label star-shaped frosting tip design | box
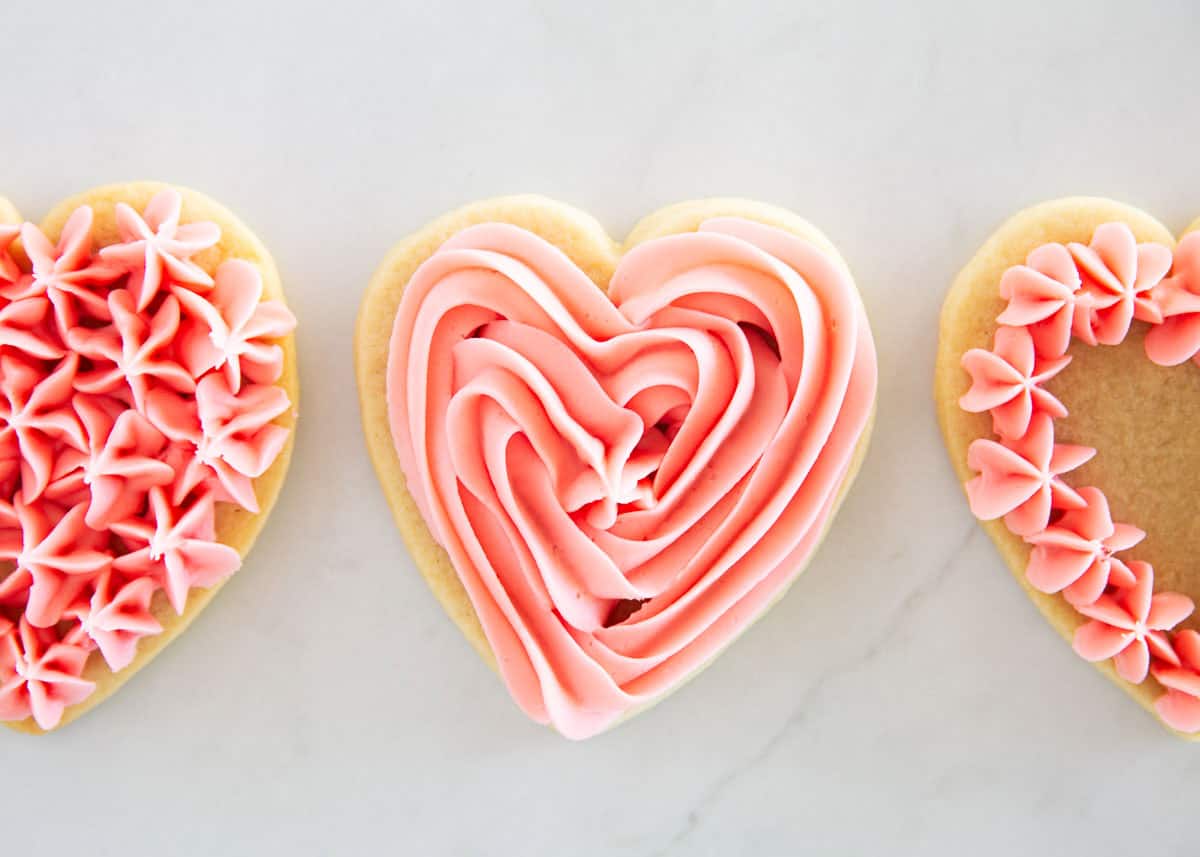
[1068,222,1172,345]
[112,488,240,615]
[66,570,162,672]
[174,259,296,392]
[69,289,195,411]
[1073,561,1194,684]
[965,412,1094,537]
[960,325,1070,439]
[0,500,112,628]
[0,617,95,730]
[11,208,121,335]
[98,189,220,311]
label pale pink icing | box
[0,189,296,730]
[959,220,1200,732]
[387,218,876,739]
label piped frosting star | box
[0,500,112,628]
[112,489,240,615]
[1153,630,1200,733]
[1023,486,1142,606]
[1068,222,1172,345]
[174,260,296,392]
[960,325,1070,439]
[12,207,121,335]
[65,570,162,671]
[965,412,1094,536]
[47,398,174,528]
[997,242,1090,357]
[146,375,290,512]
[69,289,195,411]
[1072,561,1193,684]
[98,189,219,310]
[0,354,86,502]
[0,617,95,730]
[1144,232,1200,366]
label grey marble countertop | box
[4,1,1199,854]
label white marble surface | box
[3,1,1200,853]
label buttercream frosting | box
[387,218,876,739]
[0,189,296,730]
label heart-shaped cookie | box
[356,196,876,738]
[0,182,298,734]
[936,197,1200,738]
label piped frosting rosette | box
[387,216,875,738]
[0,188,296,731]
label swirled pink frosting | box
[387,217,876,738]
[0,190,296,730]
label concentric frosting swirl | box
[387,218,876,738]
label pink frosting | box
[960,325,1070,439]
[964,413,1092,537]
[1072,561,1190,683]
[0,618,94,729]
[1068,223,1170,345]
[997,243,1088,356]
[1024,487,1141,606]
[387,218,876,738]
[959,221,1200,732]
[1154,629,1200,731]
[1145,233,1200,366]
[0,189,296,730]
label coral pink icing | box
[0,189,296,730]
[387,218,876,739]
[1153,629,1200,731]
[1023,487,1141,606]
[960,220,1200,732]
[1072,560,1190,683]
[964,413,1092,537]
[960,325,1070,440]
[1145,233,1200,366]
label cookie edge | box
[354,195,876,731]
[3,181,299,736]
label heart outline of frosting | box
[935,196,1200,738]
[0,182,299,735]
[356,196,876,737]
